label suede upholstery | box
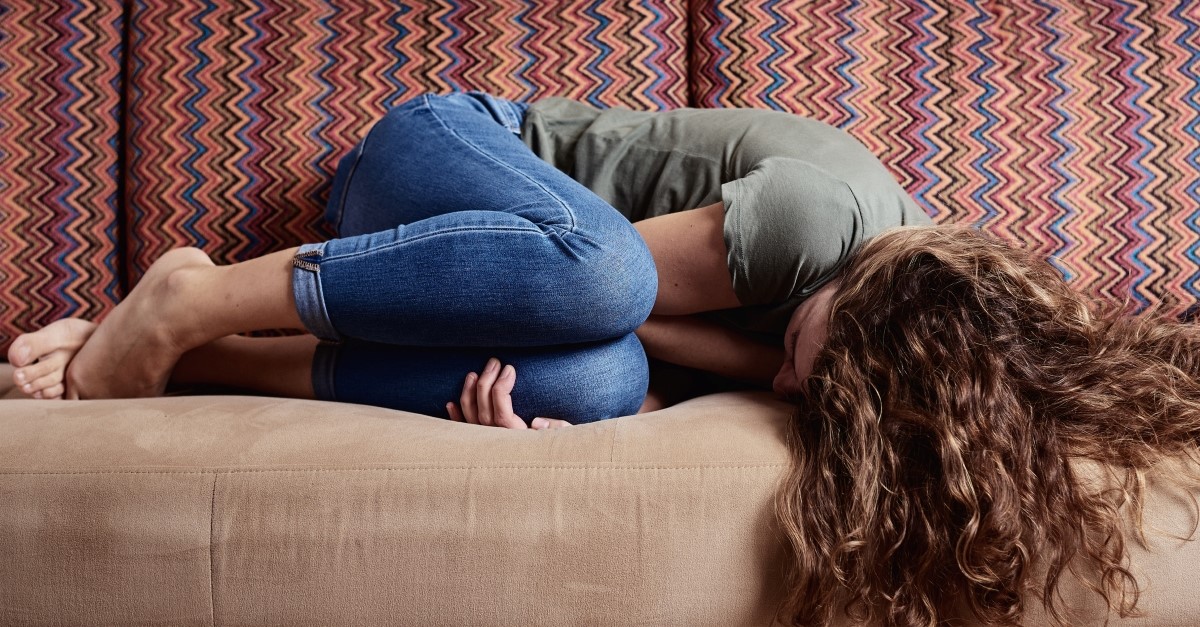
[2,364,1199,625]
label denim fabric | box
[293,93,658,423]
[316,336,648,421]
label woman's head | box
[774,225,1083,399]
[774,280,839,398]
[776,225,1200,627]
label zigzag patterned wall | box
[0,1,123,350]
[124,0,689,282]
[693,0,1200,314]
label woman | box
[7,91,927,427]
[778,225,1200,626]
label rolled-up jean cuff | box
[310,340,339,401]
[291,242,341,341]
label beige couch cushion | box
[0,372,791,625]
[1,363,1197,626]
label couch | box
[3,0,1200,624]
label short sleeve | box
[721,157,863,306]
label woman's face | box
[773,280,838,398]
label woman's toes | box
[14,353,66,386]
[41,318,96,351]
[7,337,35,367]
[26,369,64,395]
[13,350,68,397]
[8,331,54,367]
[7,318,95,368]
[37,383,65,400]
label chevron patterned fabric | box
[5,0,1200,356]
[124,0,689,285]
[0,1,124,351]
[693,0,1200,315]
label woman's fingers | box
[459,372,480,423]
[490,365,526,430]
[474,358,501,426]
[451,359,562,431]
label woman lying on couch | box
[10,92,1199,626]
[8,91,928,423]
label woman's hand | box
[446,358,572,430]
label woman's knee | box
[550,334,648,422]
[570,227,658,338]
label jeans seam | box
[422,93,578,233]
[319,225,564,265]
[331,118,381,234]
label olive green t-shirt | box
[520,97,930,336]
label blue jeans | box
[291,93,658,423]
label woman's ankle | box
[156,253,224,352]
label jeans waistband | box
[451,91,529,134]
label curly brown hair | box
[776,225,1200,626]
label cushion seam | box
[209,472,218,627]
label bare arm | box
[633,201,784,385]
[636,314,783,385]
[634,201,741,315]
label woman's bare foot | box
[65,247,217,399]
[8,318,98,399]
